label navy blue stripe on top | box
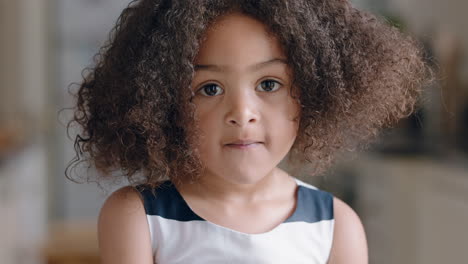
[136,181,203,221]
[135,180,333,224]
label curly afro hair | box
[65,0,434,188]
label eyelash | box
[196,79,283,97]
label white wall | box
[55,0,132,220]
[0,0,50,263]
[388,0,468,81]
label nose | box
[224,89,259,127]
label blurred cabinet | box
[351,154,468,264]
[0,143,48,264]
[41,221,99,264]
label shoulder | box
[98,186,153,264]
[327,196,369,264]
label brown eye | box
[198,84,224,96]
[257,79,281,92]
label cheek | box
[261,99,300,157]
[269,94,300,131]
[193,105,220,148]
[196,107,217,131]
[285,93,301,134]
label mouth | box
[224,140,264,149]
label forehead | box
[193,12,287,73]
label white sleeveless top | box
[135,178,335,264]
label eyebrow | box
[194,58,288,72]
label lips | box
[224,139,263,146]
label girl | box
[67,0,433,263]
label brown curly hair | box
[65,0,434,189]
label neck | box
[180,167,293,204]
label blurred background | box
[0,0,467,263]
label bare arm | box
[98,186,154,264]
[327,197,369,264]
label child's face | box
[190,12,300,185]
